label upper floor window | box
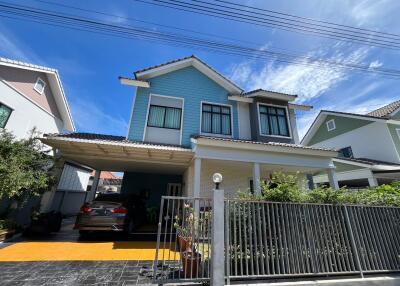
[201,103,232,136]
[259,104,290,137]
[147,105,182,130]
[34,77,46,94]
[0,103,12,128]
[326,119,336,131]
[338,146,353,158]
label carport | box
[40,133,194,233]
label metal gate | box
[152,196,212,284]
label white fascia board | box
[386,119,400,125]
[191,137,338,157]
[288,103,313,111]
[228,95,253,103]
[0,59,75,131]
[41,136,193,152]
[301,113,327,145]
[333,158,372,168]
[47,72,75,131]
[119,77,150,88]
[333,158,400,171]
[136,58,242,94]
[389,107,400,118]
[245,91,297,102]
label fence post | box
[343,205,364,278]
[211,188,225,286]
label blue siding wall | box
[127,66,239,146]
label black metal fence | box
[225,200,400,281]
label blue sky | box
[1,0,399,139]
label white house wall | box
[0,80,64,139]
[200,160,253,198]
[311,122,400,164]
[57,164,91,191]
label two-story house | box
[42,56,338,214]
[302,100,400,187]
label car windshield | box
[94,193,123,202]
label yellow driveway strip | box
[0,241,180,261]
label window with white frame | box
[201,103,232,135]
[326,119,336,131]
[147,105,182,130]
[0,102,12,128]
[259,104,290,137]
[34,77,46,94]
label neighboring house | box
[0,57,91,216]
[0,57,74,139]
[302,100,400,187]
[42,55,338,215]
[87,171,122,193]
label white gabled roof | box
[134,55,243,94]
[0,57,75,131]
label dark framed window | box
[259,105,290,137]
[201,103,232,135]
[338,146,353,158]
[147,105,182,130]
[0,103,12,128]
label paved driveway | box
[0,217,176,285]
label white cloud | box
[368,60,383,69]
[229,47,370,103]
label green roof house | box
[302,100,400,187]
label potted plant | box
[173,203,202,278]
[174,203,195,252]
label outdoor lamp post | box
[212,173,223,190]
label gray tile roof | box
[367,100,400,118]
[192,135,336,152]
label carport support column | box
[89,170,101,201]
[193,158,202,198]
[253,162,261,196]
[327,168,340,190]
[368,176,378,187]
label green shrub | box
[236,172,400,207]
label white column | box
[89,170,101,201]
[327,168,339,190]
[193,158,202,198]
[253,162,261,196]
[368,176,378,187]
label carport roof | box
[40,132,193,173]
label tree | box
[0,129,55,204]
